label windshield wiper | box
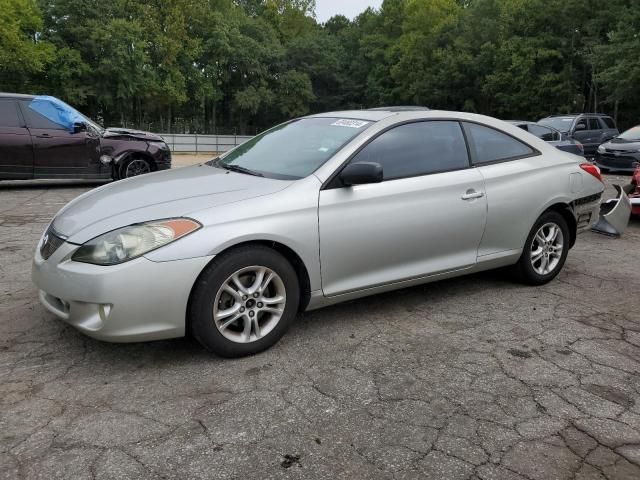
[220,164,264,177]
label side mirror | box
[73,122,86,134]
[340,162,383,186]
[574,123,586,131]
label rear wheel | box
[514,211,570,285]
[189,246,299,357]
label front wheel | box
[189,246,299,357]
[514,211,570,285]
[121,157,152,178]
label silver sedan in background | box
[33,109,605,357]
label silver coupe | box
[33,109,606,357]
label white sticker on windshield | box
[331,119,370,128]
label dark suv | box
[0,93,171,181]
[538,113,619,156]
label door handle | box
[461,190,485,201]
[36,133,51,138]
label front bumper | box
[155,148,172,170]
[32,239,213,342]
[595,151,640,172]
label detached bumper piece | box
[591,185,632,236]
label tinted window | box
[0,100,22,127]
[351,121,469,180]
[602,117,616,129]
[528,124,557,142]
[588,118,600,130]
[464,123,534,164]
[19,100,66,130]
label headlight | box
[71,218,201,265]
[152,141,170,150]
[597,145,606,153]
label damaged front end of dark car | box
[0,94,171,181]
[99,127,172,179]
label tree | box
[0,0,53,90]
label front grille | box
[40,227,65,260]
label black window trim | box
[322,118,475,190]
[461,120,541,167]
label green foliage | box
[0,0,54,90]
[0,0,636,132]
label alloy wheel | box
[125,159,151,177]
[213,266,286,343]
[530,222,564,275]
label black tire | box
[514,211,570,286]
[189,245,300,358]
[120,156,153,179]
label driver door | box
[318,120,487,296]
[18,100,100,178]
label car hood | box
[52,165,291,243]
[604,139,640,151]
[102,127,165,142]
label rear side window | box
[588,118,600,130]
[528,124,558,142]
[0,100,22,127]
[351,121,469,180]
[19,100,66,130]
[463,123,535,164]
[601,117,616,129]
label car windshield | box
[78,112,104,133]
[617,126,640,141]
[212,117,372,180]
[538,117,575,133]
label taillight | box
[580,163,603,183]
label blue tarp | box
[28,96,86,133]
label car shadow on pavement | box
[39,269,515,367]
[0,180,111,190]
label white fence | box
[160,134,254,153]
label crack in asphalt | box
[1,181,640,479]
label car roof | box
[368,106,430,112]
[305,110,397,121]
[306,106,431,122]
[543,113,610,119]
[0,92,35,100]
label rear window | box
[464,123,535,164]
[602,117,616,129]
[0,100,21,127]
